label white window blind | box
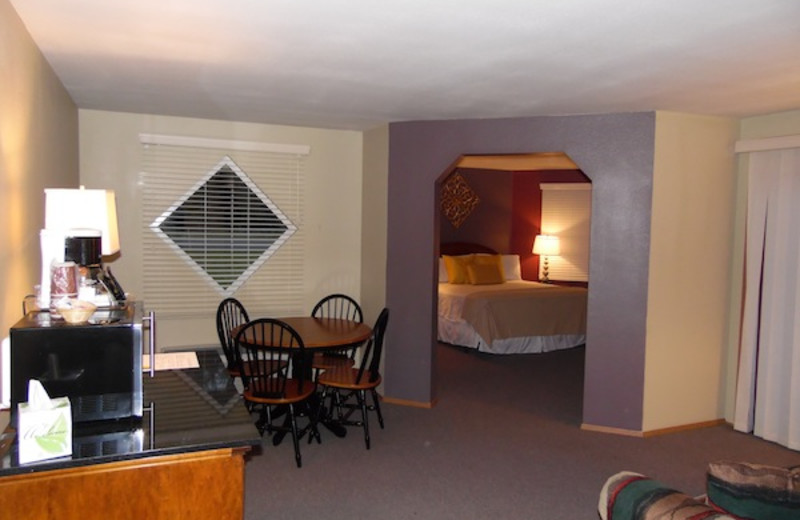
[140,138,308,319]
[540,183,592,282]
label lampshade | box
[45,187,120,255]
[532,234,560,256]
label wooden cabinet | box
[0,350,260,519]
[0,447,250,520]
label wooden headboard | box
[440,242,498,256]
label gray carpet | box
[243,343,800,519]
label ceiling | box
[10,1,800,131]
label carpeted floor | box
[243,343,800,519]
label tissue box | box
[17,395,72,464]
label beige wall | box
[79,110,363,349]
[740,109,800,139]
[721,109,800,420]
[360,124,389,325]
[643,111,738,431]
[0,0,79,338]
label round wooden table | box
[233,316,372,441]
[233,317,371,351]
[277,317,372,350]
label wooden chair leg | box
[356,389,371,450]
[333,390,346,421]
[370,389,384,429]
[306,400,321,444]
[288,403,302,468]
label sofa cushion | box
[600,471,734,520]
[706,461,800,520]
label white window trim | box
[139,133,311,156]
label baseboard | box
[381,395,438,409]
[641,418,726,438]
[581,423,644,437]
[581,418,726,438]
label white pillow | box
[439,257,449,283]
[501,255,522,280]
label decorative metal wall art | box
[441,172,480,228]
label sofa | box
[599,461,800,520]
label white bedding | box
[437,280,587,354]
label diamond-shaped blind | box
[153,160,294,292]
[141,143,306,320]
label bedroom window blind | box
[540,183,592,282]
[140,134,309,319]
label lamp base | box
[541,256,552,283]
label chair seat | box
[317,367,381,390]
[244,378,316,405]
[312,351,356,371]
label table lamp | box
[533,234,560,283]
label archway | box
[384,112,656,431]
[433,152,592,404]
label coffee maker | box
[64,229,126,306]
[38,228,125,309]
[37,188,125,310]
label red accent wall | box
[510,170,590,280]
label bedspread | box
[439,281,587,346]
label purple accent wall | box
[386,113,655,431]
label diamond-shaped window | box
[151,156,296,295]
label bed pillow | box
[438,257,449,283]
[706,461,800,520]
[501,254,522,280]
[442,254,474,284]
[466,262,505,285]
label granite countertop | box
[0,350,261,477]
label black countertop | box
[0,350,261,477]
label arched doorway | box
[433,153,592,407]
[384,112,656,432]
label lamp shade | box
[45,188,120,255]
[532,234,560,256]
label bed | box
[437,242,587,354]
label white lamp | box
[533,234,560,283]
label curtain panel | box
[734,147,800,450]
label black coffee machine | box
[64,229,126,307]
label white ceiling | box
[10,0,800,131]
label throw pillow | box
[466,262,504,285]
[707,461,800,520]
[442,255,473,284]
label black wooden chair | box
[316,307,389,449]
[235,318,320,468]
[310,294,364,378]
[215,297,250,379]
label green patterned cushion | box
[600,471,733,520]
[707,461,800,520]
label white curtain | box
[734,147,800,450]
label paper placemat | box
[142,352,199,371]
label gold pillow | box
[442,255,474,284]
[472,254,506,278]
[467,262,505,285]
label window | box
[140,135,309,319]
[540,183,592,282]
